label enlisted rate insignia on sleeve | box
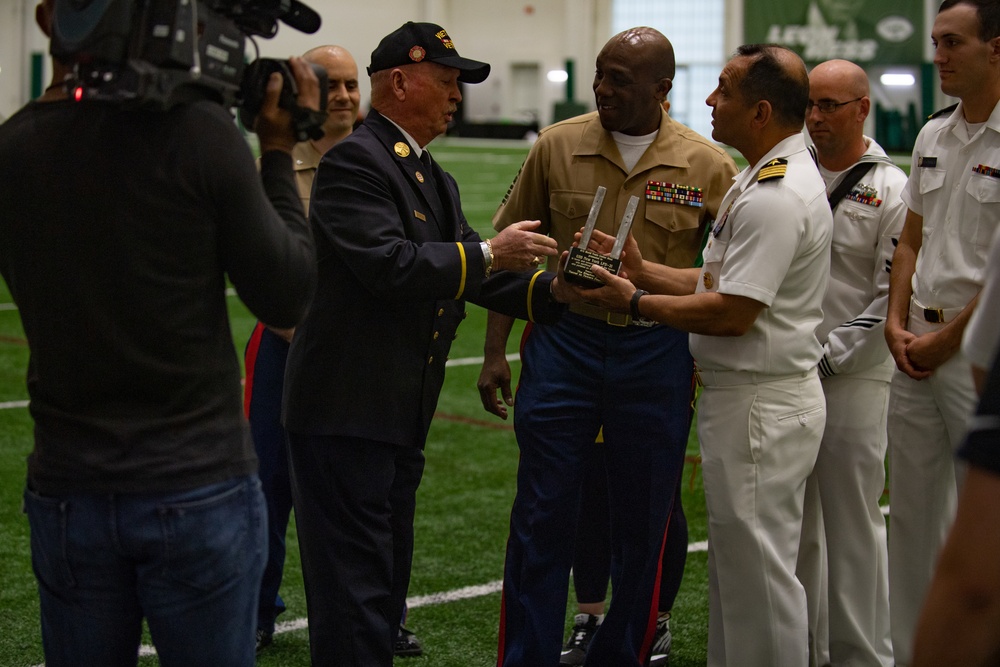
[645,181,704,207]
[757,158,787,182]
[973,164,1000,178]
[845,184,882,207]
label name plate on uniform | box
[565,192,640,289]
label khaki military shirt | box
[291,140,323,216]
[494,110,737,269]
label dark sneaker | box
[648,612,671,667]
[559,613,601,666]
[255,627,273,653]
[395,625,423,657]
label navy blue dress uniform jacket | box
[282,109,563,448]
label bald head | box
[602,27,676,82]
[303,45,360,145]
[303,45,352,69]
[807,59,870,168]
[810,59,869,99]
[593,27,674,135]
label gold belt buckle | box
[606,311,630,327]
[923,307,945,323]
[694,367,704,387]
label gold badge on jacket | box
[415,171,425,183]
[394,142,411,158]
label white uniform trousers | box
[798,376,893,667]
[699,370,826,667]
[887,312,977,666]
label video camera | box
[50,0,329,140]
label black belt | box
[569,303,656,328]
[922,307,945,323]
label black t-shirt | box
[0,99,314,494]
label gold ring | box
[533,256,543,265]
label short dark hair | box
[734,44,809,128]
[939,0,1000,41]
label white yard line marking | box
[446,353,518,367]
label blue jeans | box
[24,475,266,667]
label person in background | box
[795,58,906,667]
[242,43,368,654]
[883,2,1000,662]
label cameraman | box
[0,2,318,666]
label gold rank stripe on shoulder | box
[757,158,788,182]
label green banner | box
[745,0,923,65]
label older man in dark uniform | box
[282,21,575,667]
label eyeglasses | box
[806,97,864,114]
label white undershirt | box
[612,129,658,172]
[957,116,986,144]
[817,163,851,191]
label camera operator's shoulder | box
[172,100,241,131]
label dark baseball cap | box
[367,22,490,84]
